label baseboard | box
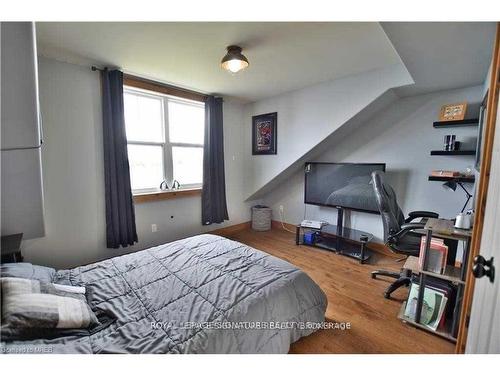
[209,221,251,237]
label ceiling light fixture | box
[221,45,249,74]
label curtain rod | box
[91,66,222,101]
[91,66,107,72]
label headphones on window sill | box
[160,180,181,191]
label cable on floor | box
[279,207,297,234]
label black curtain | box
[202,96,229,225]
[101,70,138,248]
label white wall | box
[262,85,482,242]
[243,64,413,200]
[22,57,251,269]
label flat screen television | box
[304,162,386,214]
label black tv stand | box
[296,207,374,263]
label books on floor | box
[419,236,448,274]
[404,281,449,331]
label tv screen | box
[304,162,386,214]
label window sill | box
[133,188,202,204]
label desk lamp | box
[442,180,473,213]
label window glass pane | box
[127,144,164,190]
[168,101,204,144]
[172,146,203,185]
[124,92,164,142]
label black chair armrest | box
[404,211,439,223]
[388,223,425,245]
[400,223,426,230]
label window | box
[124,86,205,193]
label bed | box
[1,234,327,354]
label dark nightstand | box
[1,233,24,263]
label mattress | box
[1,234,327,353]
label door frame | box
[455,22,500,354]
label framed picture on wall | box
[252,112,277,155]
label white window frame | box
[124,86,204,194]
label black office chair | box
[370,171,439,299]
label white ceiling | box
[36,22,496,102]
[35,22,402,102]
[381,22,496,97]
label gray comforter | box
[2,234,327,354]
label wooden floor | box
[228,227,455,354]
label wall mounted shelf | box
[428,176,475,183]
[433,118,479,128]
[430,150,476,156]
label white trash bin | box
[251,205,272,231]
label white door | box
[466,99,500,354]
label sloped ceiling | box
[382,22,495,97]
[245,89,401,200]
[242,22,495,200]
[35,22,402,102]
[244,64,413,200]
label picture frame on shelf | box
[439,102,467,121]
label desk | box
[399,219,471,342]
[415,218,472,240]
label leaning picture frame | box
[252,112,277,155]
[475,94,488,170]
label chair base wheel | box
[372,268,412,300]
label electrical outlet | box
[151,224,158,232]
